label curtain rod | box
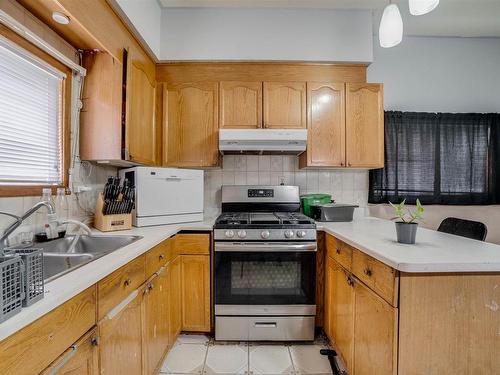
[0,9,86,76]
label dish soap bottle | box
[55,187,69,237]
[35,188,53,241]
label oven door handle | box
[214,242,317,252]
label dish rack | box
[6,248,44,306]
[0,255,24,322]
[0,248,44,322]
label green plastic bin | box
[300,193,332,217]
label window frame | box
[0,24,72,197]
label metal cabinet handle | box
[364,268,373,277]
[91,336,99,347]
[124,278,132,287]
[159,254,165,261]
[346,275,355,287]
[46,345,77,375]
[336,248,341,255]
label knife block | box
[94,193,132,232]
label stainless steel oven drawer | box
[215,316,315,341]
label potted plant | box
[390,199,425,244]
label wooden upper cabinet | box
[164,82,219,167]
[299,82,345,168]
[220,81,262,128]
[345,83,384,168]
[126,50,157,165]
[263,82,306,129]
[80,51,122,161]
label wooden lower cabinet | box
[99,288,144,375]
[328,258,355,373]
[181,255,211,332]
[353,278,397,375]
[169,255,182,342]
[325,254,396,375]
[41,328,99,375]
[143,272,170,375]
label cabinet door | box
[41,328,99,375]
[220,81,262,128]
[330,260,355,373]
[345,83,384,168]
[80,51,122,161]
[164,82,219,167]
[181,255,211,332]
[263,82,306,129]
[143,273,170,375]
[169,256,182,342]
[126,51,157,165]
[300,82,345,168]
[353,278,397,375]
[324,256,335,340]
[99,290,143,375]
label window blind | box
[0,37,66,186]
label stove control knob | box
[284,230,295,238]
[261,230,270,239]
[237,230,247,239]
[225,230,235,238]
[296,230,307,238]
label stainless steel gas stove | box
[214,185,317,341]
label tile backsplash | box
[204,155,369,217]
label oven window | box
[215,251,316,305]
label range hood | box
[219,129,307,155]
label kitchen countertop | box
[0,217,215,341]
[318,217,500,273]
[3,215,500,341]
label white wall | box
[368,36,500,113]
[160,8,373,62]
[116,0,162,59]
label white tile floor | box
[160,334,334,375]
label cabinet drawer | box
[352,249,398,306]
[0,287,96,375]
[326,234,352,271]
[176,233,210,255]
[146,238,173,277]
[98,255,146,319]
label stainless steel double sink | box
[8,235,142,282]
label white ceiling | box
[158,0,500,37]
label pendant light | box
[409,0,440,16]
[379,3,403,48]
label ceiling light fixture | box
[52,12,70,25]
[409,0,440,16]
[379,3,403,48]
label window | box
[369,111,500,205]
[0,30,71,196]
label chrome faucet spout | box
[0,200,56,249]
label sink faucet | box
[0,201,57,249]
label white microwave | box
[119,167,204,227]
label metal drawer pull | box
[346,276,355,287]
[46,345,77,375]
[105,289,139,320]
[159,254,165,260]
[336,248,341,254]
[124,278,132,287]
[254,322,277,328]
[364,268,373,277]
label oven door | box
[214,242,316,312]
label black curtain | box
[369,111,500,205]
